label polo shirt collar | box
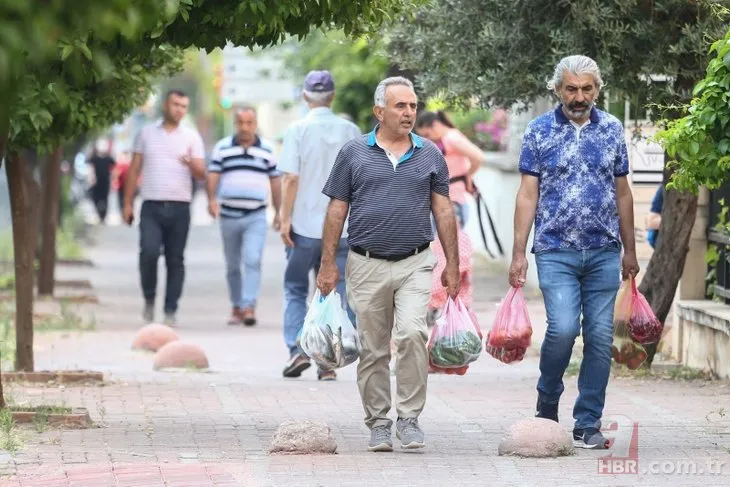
[554,104,600,125]
[231,134,261,147]
[307,107,333,117]
[366,124,424,148]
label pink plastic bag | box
[430,230,474,311]
[427,297,483,374]
[627,278,663,345]
[486,287,533,349]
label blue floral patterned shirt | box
[518,105,630,253]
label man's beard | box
[565,100,593,119]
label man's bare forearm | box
[513,189,538,257]
[618,191,636,253]
[124,159,141,207]
[269,176,282,213]
[321,199,349,266]
[433,198,459,265]
[189,159,206,180]
[206,173,220,200]
[280,174,299,219]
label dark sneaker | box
[317,369,337,381]
[143,302,154,324]
[368,425,393,452]
[573,428,610,449]
[241,308,256,326]
[535,400,559,422]
[283,354,311,378]
[396,417,425,449]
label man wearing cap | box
[278,70,361,380]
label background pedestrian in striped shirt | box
[206,107,282,326]
[123,90,206,326]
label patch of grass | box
[32,411,48,433]
[0,273,14,291]
[36,301,96,332]
[0,302,95,371]
[0,310,15,370]
[564,359,581,377]
[0,408,21,453]
[10,405,71,415]
[56,210,87,260]
[664,365,716,381]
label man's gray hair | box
[303,90,334,106]
[547,55,604,94]
[233,105,257,116]
[374,76,414,107]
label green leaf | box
[77,43,93,61]
[60,45,73,61]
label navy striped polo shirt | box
[322,128,450,256]
[208,135,280,218]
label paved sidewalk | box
[1,209,729,486]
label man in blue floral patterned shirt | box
[509,55,640,450]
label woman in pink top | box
[416,111,486,228]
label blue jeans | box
[139,201,191,313]
[283,232,353,357]
[535,244,621,430]
[220,209,268,309]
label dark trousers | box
[139,201,191,313]
[92,183,110,223]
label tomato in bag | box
[627,278,663,345]
[486,287,532,349]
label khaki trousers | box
[345,248,436,429]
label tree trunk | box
[23,158,42,260]
[638,166,699,367]
[7,152,34,372]
[38,147,63,296]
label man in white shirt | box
[123,90,206,325]
[278,71,361,380]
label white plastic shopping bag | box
[300,290,360,369]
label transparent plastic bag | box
[484,331,527,364]
[486,287,533,349]
[614,278,633,326]
[428,297,483,372]
[612,318,647,370]
[627,278,663,345]
[300,290,360,370]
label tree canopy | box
[389,0,730,116]
[656,26,730,193]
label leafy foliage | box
[389,0,730,116]
[281,31,389,130]
[8,40,184,153]
[161,0,416,51]
[655,27,730,193]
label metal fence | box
[707,181,730,303]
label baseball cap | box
[304,70,335,93]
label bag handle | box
[630,275,638,296]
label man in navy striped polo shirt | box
[318,77,460,452]
[207,106,281,326]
